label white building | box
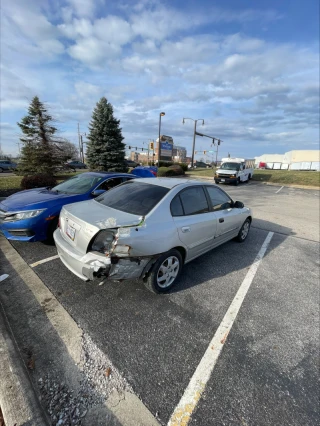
[255,150,320,170]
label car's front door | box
[205,186,242,242]
[171,186,217,261]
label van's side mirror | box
[234,201,244,208]
[91,189,106,197]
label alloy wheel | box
[241,221,250,240]
[157,256,180,288]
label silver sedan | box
[54,178,252,293]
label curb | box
[0,300,49,425]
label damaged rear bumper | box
[54,228,154,282]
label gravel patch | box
[39,333,132,425]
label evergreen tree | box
[86,97,127,172]
[17,96,61,175]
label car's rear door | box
[171,186,217,261]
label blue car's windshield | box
[51,174,104,194]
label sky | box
[0,0,319,160]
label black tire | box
[235,178,240,186]
[215,180,219,184]
[248,174,252,180]
[0,168,3,173]
[235,218,251,242]
[144,249,183,294]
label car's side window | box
[97,177,123,191]
[170,195,184,216]
[179,186,209,215]
[122,177,135,182]
[206,186,233,211]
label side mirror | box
[91,189,106,197]
[234,201,244,209]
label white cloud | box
[60,15,133,67]
[68,37,122,66]
[94,16,133,44]
[0,0,318,158]
[66,0,99,18]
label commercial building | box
[255,150,320,170]
[130,151,152,164]
[129,137,186,164]
[172,145,187,163]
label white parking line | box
[29,255,59,268]
[275,186,284,193]
[168,231,274,426]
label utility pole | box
[80,135,84,163]
[182,118,204,168]
[216,139,222,165]
[77,123,82,161]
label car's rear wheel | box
[235,218,251,242]
[0,168,3,173]
[144,249,183,293]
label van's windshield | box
[220,162,240,171]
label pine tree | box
[17,96,61,175]
[86,97,128,172]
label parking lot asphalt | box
[5,182,320,425]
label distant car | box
[125,160,138,168]
[0,172,137,242]
[0,160,17,172]
[131,166,157,177]
[54,178,252,293]
[65,161,87,169]
[188,162,211,169]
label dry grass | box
[252,169,320,186]
[186,168,319,187]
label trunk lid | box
[60,199,142,254]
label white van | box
[215,158,255,185]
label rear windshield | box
[95,181,169,216]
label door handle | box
[219,218,224,223]
[181,226,190,233]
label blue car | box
[0,172,138,242]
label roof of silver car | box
[137,177,205,188]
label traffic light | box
[204,150,206,154]
[218,140,221,145]
[128,146,131,149]
[149,142,154,150]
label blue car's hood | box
[0,187,85,211]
